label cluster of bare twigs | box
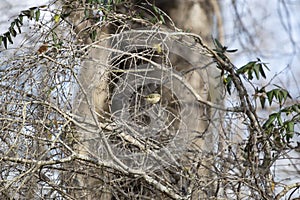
[0,1,299,199]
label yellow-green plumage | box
[144,93,161,104]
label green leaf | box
[273,84,283,89]
[151,5,165,23]
[10,21,16,27]
[286,133,293,143]
[89,29,97,41]
[52,33,58,44]
[29,7,38,10]
[153,5,159,13]
[286,121,294,133]
[226,49,238,53]
[0,36,2,46]
[277,114,283,126]
[237,61,254,74]
[9,26,17,37]
[278,92,284,106]
[4,32,13,44]
[285,125,294,142]
[35,9,40,21]
[14,19,22,33]
[3,36,7,49]
[269,85,292,106]
[247,69,254,80]
[264,113,278,128]
[39,5,48,9]
[262,62,270,71]
[291,105,300,113]
[259,64,267,78]
[237,59,269,80]
[84,9,90,19]
[267,90,274,105]
[273,89,280,100]
[21,10,31,17]
[253,64,261,80]
[29,9,35,20]
[260,96,266,109]
[224,75,232,95]
[281,89,292,100]
[159,14,165,24]
[18,15,24,25]
[214,38,223,49]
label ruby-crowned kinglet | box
[144,93,161,104]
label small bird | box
[144,93,161,104]
[153,43,162,54]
